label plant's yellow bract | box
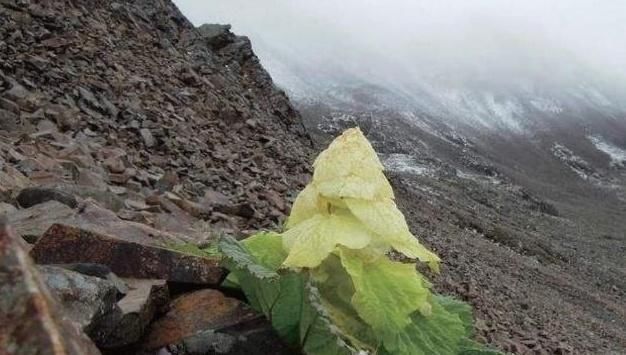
[283,127,439,271]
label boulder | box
[30,224,225,285]
[0,216,101,355]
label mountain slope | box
[0,0,313,234]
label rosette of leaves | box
[220,128,500,355]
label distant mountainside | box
[252,32,626,353]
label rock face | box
[0,217,101,355]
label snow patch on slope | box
[588,135,626,168]
[382,154,434,176]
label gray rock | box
[0,202,17,215]
[0,107,20,131]
[39,265,121,342]
[53,263,129,296]
[8,200,76,243]
[140,128,156,148]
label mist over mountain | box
[175,0,626,133]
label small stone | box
[104,157,126,174]
[140,128,155,148]
[0,202,17,216]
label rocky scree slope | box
[0,0,312,235]
[0,0,311,354]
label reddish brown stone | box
[0,217,101,355]
[30,224,225,285]
[142,289,259,350]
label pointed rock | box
[0,216,101,355]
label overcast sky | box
[173,1,626,93]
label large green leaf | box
[219,235,301,342]
[381,297,467,355]
[337,248,432,345]
[219,236,359,353]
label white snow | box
[381,154,434,176]
[588,135,626,167]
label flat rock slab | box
[0,217,101,355]
[8,201,76,243]
[8,200,192,245]
[30,224,225,285]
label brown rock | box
[142,289,259,350]
[0,216,101,355]
[30,224,225,285]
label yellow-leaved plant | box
[219,128,501,355]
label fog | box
[173,1,626,104]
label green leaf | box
[299,281,360,355]
[436,295,474,336]
[312,254,379,353]
[382,297,467,355]
[219,235,278,281]
[219,235,301,342]
[337,247,432,346]
[219,236,359,353]
[282,213,373,269]
[241,231,287,270]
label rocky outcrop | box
[0,0,314,353]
